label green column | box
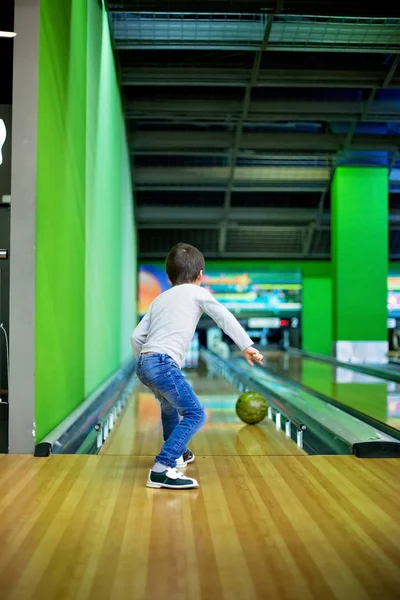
[331,167,388,363]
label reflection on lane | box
[185,368,305,455]
[101,362,305,456]
[259,351,400,431]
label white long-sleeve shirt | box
[131,283,253,367]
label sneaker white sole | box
[146,480,199,489]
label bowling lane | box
[257,351,400,431]
[101,361,305,456]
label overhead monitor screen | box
[139,264,302,318]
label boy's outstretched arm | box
[198,288,263,366]
[131,312,150,358]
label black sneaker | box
[176,448,196,469]
[146,467,199,489]
[183,448,195,464]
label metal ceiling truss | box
[218,1,284,254]
[341,54,400,152]
[134,166,331,185]
[136,207,400,227]
[138,225,321,259]
[136,206,331,224]
[106,2,400,18]
[110,12,400,53]
[131,132,400,153]
[105,1,400,259]
[137,221,400,260]
[106,1,276,11]
[135,184,328,192]
[126,98,400,121]
[121,67,400,89]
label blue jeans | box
[136,353,206,468]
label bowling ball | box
[236,391,267,425]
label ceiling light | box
[0,31,16,38]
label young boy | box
[131,243,263,490]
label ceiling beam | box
[134,150,334,159]
[138,218,400,229]
[106,1,278,14]
[135,166,330,185]
[121,67,400,89]
[126,98,400,121]
[111,10,400,54]
[134,184,328,192]
[131,131,400,152]
[136,206,327,224]
[134,207,400,224]
[106,1,400,18]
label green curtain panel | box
[35,0,136,442]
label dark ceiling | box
[105,0,400,259]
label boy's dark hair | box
[166,243,205,285]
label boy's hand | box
[243,346,263,367]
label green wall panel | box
[302,277,332,355]
[201,261,332,278]
[36,0,87,443]
[85,7,123,395]
[35,0,136,442]
[332,167,388,342]
[120,140,136,362]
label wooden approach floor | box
[0,453,399,600]
[2,378,400,600]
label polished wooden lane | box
[100,387,305,457]
[0,454,399,599]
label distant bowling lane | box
[101,362,305,457]
[258,351,400,431]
